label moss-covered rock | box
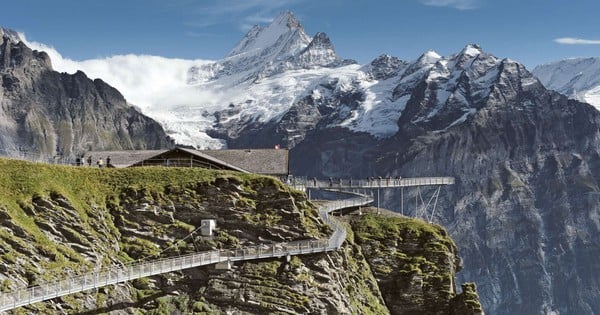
[350,211,483,315]
[450,283,485,315]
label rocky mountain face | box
[202,41,600,314]
[0,30,172,160]
[533,57,600,110]
[0,160,481,314]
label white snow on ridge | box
[340,76,410,137]
[533,57,600,110]
[461,44,482,57]
[584,86,600,108]
[446,108,476,130]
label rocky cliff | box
[0,158,481,314]
[0,31,172,161]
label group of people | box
[366,176,403,186]
[312,176,403,187]
[74,155,111,168]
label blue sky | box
[2,0,600,68]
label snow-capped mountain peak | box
[32,9,538,151]
[226,11,310,59]
[187,11,348,85]
[362,54,408,80]
[460,44,482,57]
[293,32,341,68]
[418,50,442,64]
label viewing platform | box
[286,176,455,191]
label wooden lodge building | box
[84,147,289,177]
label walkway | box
[0,194,372,312]
[289,176,454,191]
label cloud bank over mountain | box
[21,33,222,112]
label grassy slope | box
[0,158,240,254]
[0,158,282,285]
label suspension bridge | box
[0,177,453,312]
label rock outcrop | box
[351,213,484,315]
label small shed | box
[200,219,217,236]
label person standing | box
[97,158,104,168]
[87,156,92,166]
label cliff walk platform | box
[287,176,455,191]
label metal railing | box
[0,193,372,312]
[304,176,455,189]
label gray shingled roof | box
[82,148,287,175]
[164,147,249,173]
[200,149,288,175]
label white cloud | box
[554,37,600,45]
[420,0,482,10]
[20,33,224,113]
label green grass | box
[0,157,263,221]
[353,214,456,250]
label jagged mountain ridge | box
[0,30,172,159]
[187,11,353,85]
[213,43,529,150]
[533,57,600,110]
